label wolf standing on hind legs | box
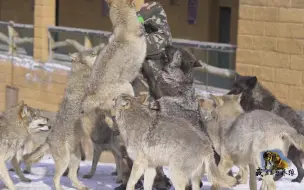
[228,75,304,183]
[83,0,147,108]
[23,51,97,190]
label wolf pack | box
[1,0,304,190]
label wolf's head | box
[227,75,257,96]
[105,0,138,30]
[198,94,244,121]
[15,101,51,132]
[69,49,98,72]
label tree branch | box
[194,60,238,79]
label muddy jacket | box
[137,1,172,58]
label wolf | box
[8,112,51,181]
[107,93,237,190]
[85,0,146,98]
[227,75,304,183]
[199,93,304,190]
[80,107,131,184]
[0,101,50,190]
[23,50,98,190]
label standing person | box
[116,2,173,190]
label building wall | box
[236,0,304,109]
[0,60,67,112]
[0,0,34,24]
[58,0,239,44]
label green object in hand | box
[138,16,144,24]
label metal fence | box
[0,21,236,90]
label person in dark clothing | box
[116,3,173,190]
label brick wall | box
[236,0,304,109]
[0,60,67,112]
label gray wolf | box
[23,50,97,190]
[0,101,50,190]
[9,113,51,180]
[85,0,146,95]
[227,75,304,183]
[108,94,237,190]
[80,107,131,185]
[199,93,304,190]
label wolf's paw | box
[79,186,90,190]
[291,178,302,183]
[83,174,93,179]
[116,178,122,184]
[21,177,31,183]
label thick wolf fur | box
[228,75,304,183]
[23,50,98,190]
[80,108,131,184]
[108,94,236,190]
[199,94,304,190]
[9,115,51,179]
[87,0,146,92]
[83,0,146,113]
[0,101,50,190]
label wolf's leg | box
[153,167,171,189]
[260,174,276,190]
[168,166,188,190]
[0,160,16,190]
[23,163,32,174]
[190,176,201,190]
[249,164,257,190]
[83,145,103,179]
[112,150,123,183]
[126,156,147,190]
[288,146,304,182]
[236,165,248,184]
[217,155,234,174]
[53,147,70,190]
[11,155,31,182]
[143,167,157,190]
[68,147,88,190]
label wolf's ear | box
[105,0,112,6]
[121,99,131,109]
[19,104,29,119]
[235,93,242,104]
[209,94,223,107]
[126,0,135,5]
[136,92,149,104]
[69,53,78,62]
[246,76,257,89]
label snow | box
[1,154,304,190]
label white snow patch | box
[3,155,304,190]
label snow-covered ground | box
[1,154,304,190]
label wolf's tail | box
[23,143,50,164]
[204,154,237,188]
[283,128,304,152]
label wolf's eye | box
[38,124,45,127]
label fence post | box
[7,21,17,55]
[84,34,92,50]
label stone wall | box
[236,0,304,109]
